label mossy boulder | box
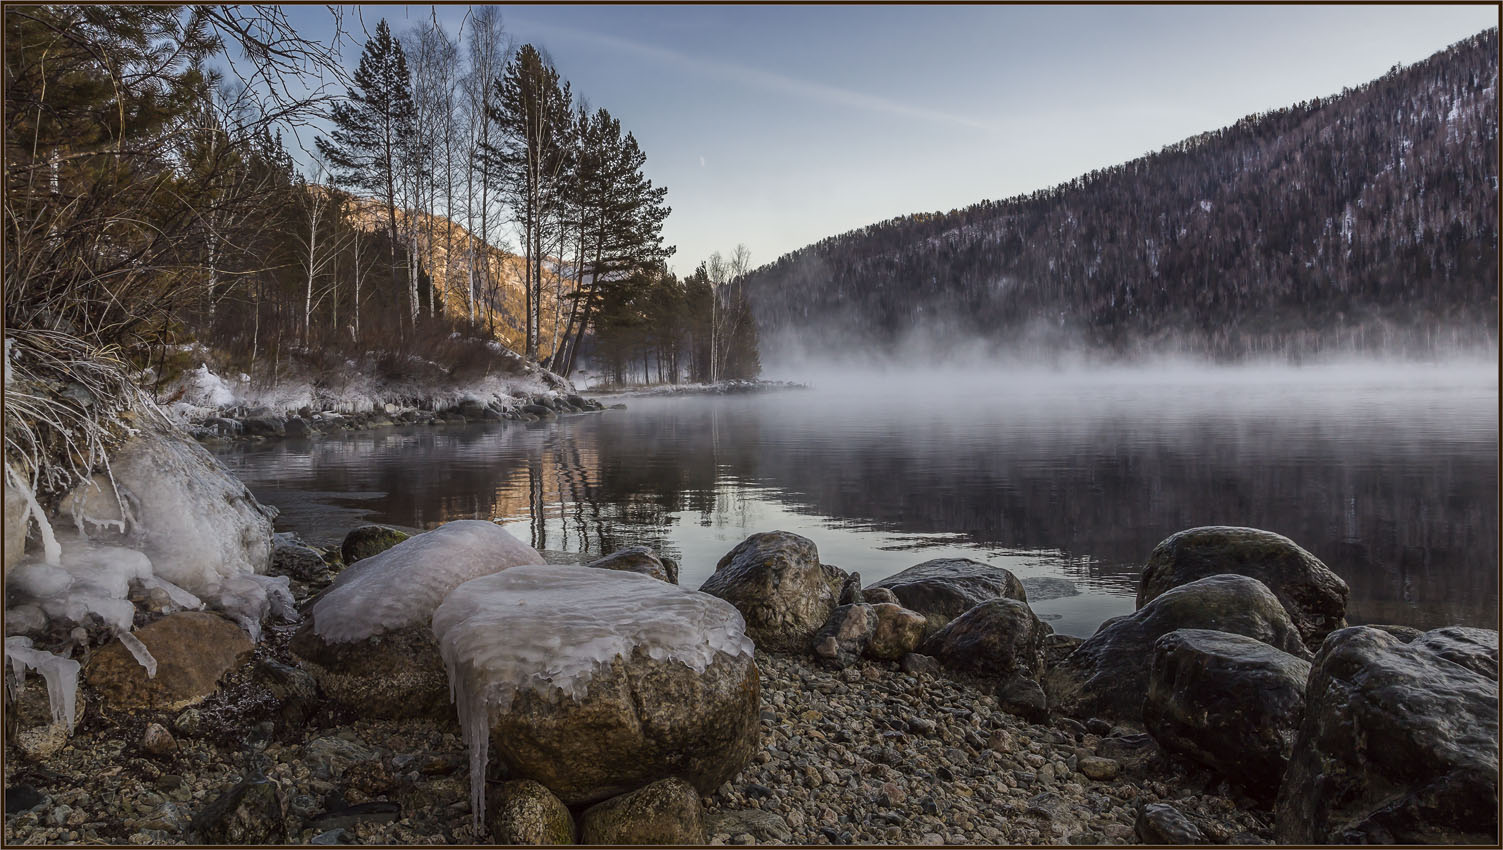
[339,524,410,564]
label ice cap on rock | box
[309,519,544,644]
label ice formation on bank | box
[5,637,81,731]
[309,520,544,644]
[431,565,755,825]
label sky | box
[273,4,1497,275]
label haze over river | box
[213,361,1498,637]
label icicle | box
[4,643,81,731]
[114,629,157,679]
[5,464,59,565]
[6,636,34,688]
[138,575,203,612]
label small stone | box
[173,709,202,736]
[1078,756,1121,781]
[1135,803,1208,845]
[900,653,941,676]
[141,723,178,757]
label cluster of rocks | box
[605,379,809,398]
[6,520,1497,846]
[190,393,611,442]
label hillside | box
[744,29,1499,360]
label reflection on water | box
[213,362,1498,637]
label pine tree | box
[316,19,417,328]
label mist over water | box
[216,353,1497,637]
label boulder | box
[699,531,837,652]
[1137,526,1348,647]
[868,558,1026,637]
[1409,626,1498,681]
[867,603,927,660]
[1275,626,1499,844]
[1135,803,1209,845]
[1144,629,1310,801]
[270,533,328,582]
[338,525,410,565]
[837,572,863,605]
[485,780,574,845]
[919,597,1047,680]
[863,586,899,605]
[1044,574,1309,721]
[585,546,675,584]
[436,566,760,807]
[240,416,286,438]
[93,416,275,596]
[190,772,288,844]
[292,520,543,718]
[85,611,253,710]
[283,417,313,439]
[578,777,706,845]
[996,676,1048,723]
[811,603,876,668]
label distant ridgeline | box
[744,29,1499,360]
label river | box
[212,360,1498,637]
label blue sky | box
[276,4,1497,274]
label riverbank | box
[590,379,809,398]
[2,629,1265,846]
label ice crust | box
[5,637,81,731]
[310,520,544,644]
[432,565,754,826]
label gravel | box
[4,638,1273,846]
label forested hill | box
[744,29,1499,360]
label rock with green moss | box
[1044,574,1308,721]
[486,780,574,845]
[578,777,706,845]
[338,524,409,564]
[1137,526,1348,648]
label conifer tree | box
[316,19,417,326]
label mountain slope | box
[745,30,1499,360]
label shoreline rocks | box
[700,531,838,653]
[868,559,1028,638]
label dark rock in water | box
[202,417,242,438]
[240,416,287,438]
[586,546,674,584]
[869,559,1027,638]
[271,532,328,582]
[283,417,313,438]
[996,676,1048,723]
[699,531,837,653]
[1275,626,1499,845]
[899,652,941,676]
[1144,629,1310,802]
[866,603,927,660]
[837,571,863,605]
[1137,526,1348,648]
[522,403,555,418]
[486,779,574,845]
[85,611,254,710]
[1365,623,1425,642]
[1019,576,1079,602]
[308,801,401,832]
[1410,626,1499,681]
[1044,574,1308,721]
[705,809,793,843]
[863,586,899,605]
[1135,803,1209,845]
[191,772,288,844]
[289,621,451,721]
[5,784,45,814]
[578,777,706,845]
[920,598,1047,681]
[811,604,876,668]
[338,525,409,565]
[489,647,760,805]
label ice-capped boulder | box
[1276,626,1499,844]
[434,565,759,819]
[90,415,276,597]
[699,531,836,652]
[868,558,1028,638]
[1137,526,1349,648]
[290,520,543,718]
[1044,574,1309,721]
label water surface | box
[213,362,1498,637]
